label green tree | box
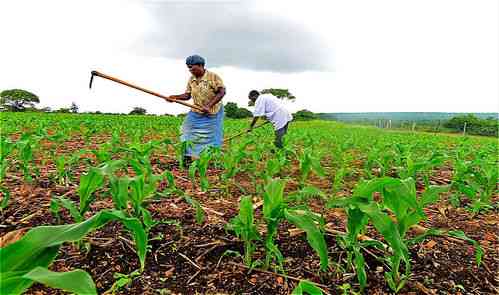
[224,102,239,118]
[236,107,252,118]
[70,102,79,113]
[444,114,498,136]
[293,109,317,121]
[0,89,40,111]
[55,108,71,113]
[261,88,296,101]
[444,114,478,131]
[225,102,253,118]
[129,107,147,115]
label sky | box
[0,0,498,115]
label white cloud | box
[0,0,497,114]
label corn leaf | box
[22,267,97,295]
[284,209,329,271]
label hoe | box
[89,70,270,140]
[89,70,204,112]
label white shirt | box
[253,95,293,130]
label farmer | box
[166,55,226,162]
[247,90,293,148]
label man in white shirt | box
[247,90,293,148]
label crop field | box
[0,112,497,294]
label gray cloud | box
[138,1,333,73]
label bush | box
[444,114,498,136]
[129,107,147,115]
[293,110,317,121]
[225,102,252,118]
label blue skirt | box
[180,107,224,157]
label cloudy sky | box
[0,0,497,114]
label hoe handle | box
[224,121,271,142]
[90,70,204,112]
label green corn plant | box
[288,185,327,203]
[398,151,445,188]
[327,178,402,291]
[110,130,122,152]
[81,125,98,145]
[56,160,126,223]
[49,196,61,223]
[298,148,326,188]
[331,167,346,195]
[0,186,11,212]
[363,146,380,179]
[262,179,329,272]
[337,283,361,295]
[421,151,445,188]
[261,157,283,184]
[449,149,474,207]
[109,175,130,211]
[92,142,113,163]
[128,139,172,174]
[188,148,213,191]
[450,147,497,212]
[328,178,404,291]
[51,149,84,185]
[335,207,370,291]
[0,209,147,295]
[220,143,249,195]
[221,144,247,182]
[175,140,193,169]
[291,280,324,295]
[226,196,260,266]
[46,129,69,144]
[106,269,141,294]
[466,161,498,213]
[283,209,329,271]
[262,179,286,270]
[78,163,113,218]
[242,144,264,192]
[183,195,205,225]
[328,177,481,293]
[375,147,396,177]
[15,134,37,182]
[125,142,157,177]
[54,154,69,185]
[0,137,14,184]
[128,173,164,229]
[156,170,184,197]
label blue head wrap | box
[186,55,205,66]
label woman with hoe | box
[166,55,226,164]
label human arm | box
[167,93,191,101]
[248,116,259,131]
[202,87,225,113]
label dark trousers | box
[274,122,289,148]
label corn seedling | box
[0,209,147,294]
[291,280,324,295]
[298,148,326,188]
[227,196,260,266]
[188,147,214,191]
[262,179,329,272]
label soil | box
[0,135,497,295]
